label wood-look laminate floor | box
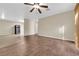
[0,35,79,56]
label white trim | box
[38,34,75,41]
[63,38,75,41]
[24,33,36,36]
[0,19,24,23]
[38,34,62,39]
[0,34,24,37]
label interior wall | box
[24,19,30,36]
[38,11,75,41]
[0,20,24,36]
[24,18,38,36]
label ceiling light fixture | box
[24,3,48,14]
[33,5,39,9]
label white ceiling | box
[0,3,76,22]
[0,3,25,22]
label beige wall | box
[0,20,24,36]
[24,19,38,36]
[24,19,30,35]
[38,11,75,41]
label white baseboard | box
[24,33,36,36]
[23,33,75,41]
[0,34,24,37]
[38,34,75,41]
[63,38,75,41]
[38,34,62,39]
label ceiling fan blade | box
[24,3,34,6]
[40,5,48,8]
[30,8,35,12]
[38,8,42,14]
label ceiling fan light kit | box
[24,3,48,14]
[33,5,40,9]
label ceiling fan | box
[24,3,48,14]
